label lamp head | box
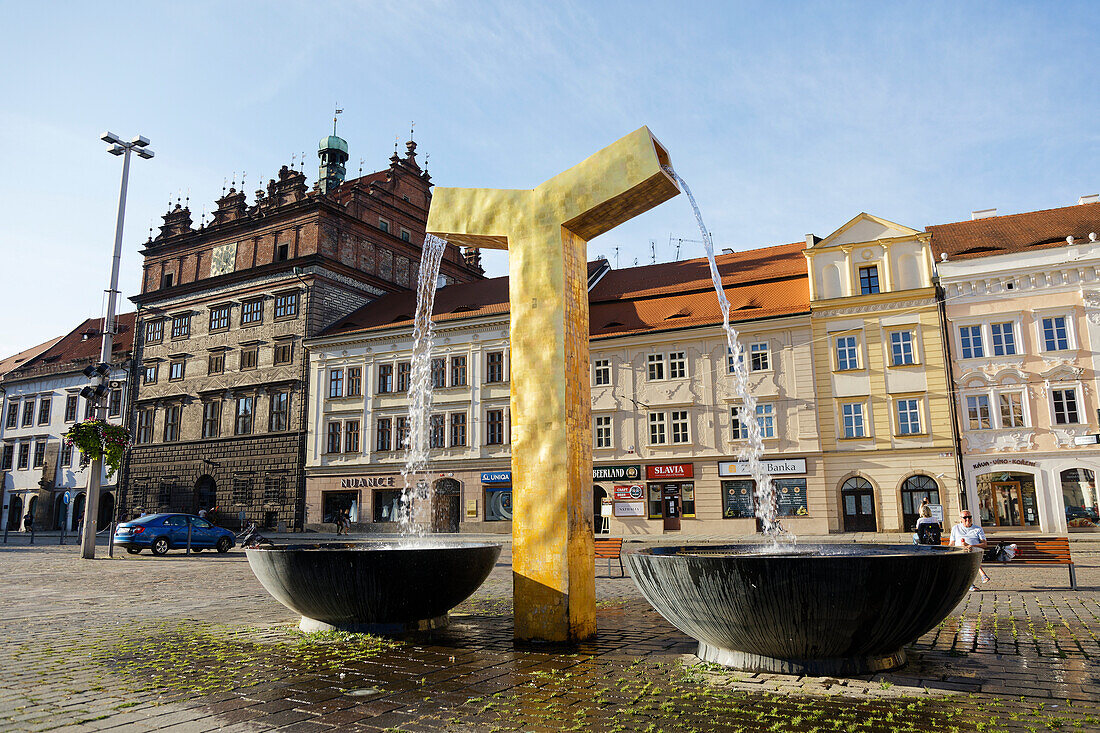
[130,135,150,147]
[136,148,154,160]
[100,131,122,145]
[109,144,126,156]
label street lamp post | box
[80,132,153,560]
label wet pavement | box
[0,536,1098,732]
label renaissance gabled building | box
[123,133,484,530]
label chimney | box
[971,208,997,220]
[1078,194,1099,205]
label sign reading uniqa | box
[718,459,806,477]
[593,465,641,481]
[481,471,512,484]
[340,477,397,488]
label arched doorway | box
[431,478,460,533]
[593,485,609,533]
[72,492,86,532]
[900,475,940,532]
[841,477,876,532]
[98,492,115,528]
[7,495,23,531]
[54,493,67,530]
[194,475,217,515]
[26,495,38,531]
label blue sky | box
[1,1,1098,357]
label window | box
[858,265,880,294]
[344,420,360,453]
[1,445,11,470]
[84,399,95,420]
[241,299,264,325]
[649,413,667,445]
[593,359,611,386]
[486,352,505,383]
[841,402,865,438]
[264,475,286,504]
[269,391,289,432]
[756,404,775,439]
[64,395,78,423]
[233,477,252,505]
[966,395,992,430]
[749,343,770,372]
[1052,388,1080,425]
[400,228,411,242]
[235,396,254,435]
[276,242,290,262]
[328,369,344,398]
[668,351,687,379]
[347,367,362,397]
[33,440,46,468]
[274,292,298,319]
[487,409,505,445]
[164,405,181,442]
[450,413,467,447]
[171,314,191,339]
[326,422,342,453]
[202,401,221,438]
[17,443,29,469]
[378,218,389,233]
[376,418,392,451]
[430,414,446,448]
[169,360,185,381]
[208,352,225,375]
[1042,316,1070,351]
[60,441,72,467]
[273,342,293,365]
[108,389,122,417]
[136,408,154,444]
[145,320,163,344]
[395,416,409,450]
[896,398,921,435]
[890,331,915,366]
[431,358,446,388]
[727,345,743,374]
[377,364,394,393]
[991,322,1017,356]
[162,273,174,288]
[37,397,51,425]
[730,407,748,440]
[594,415,612,449]
[671,410,690,443]
[396,362,411,391]
[22,400,34,427]
[959,325,984,359]
[240,348,258,370]
[835,335,859,371]
[999,392,1025,428]
[209,306,230,332]
[143,364,158,384]
[450,356,467,387]
[7,402,19,428]
[647,354,665,381]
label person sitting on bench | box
[913,504,942,545]
[950,511,991,586]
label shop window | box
[1060,468,1098,531]
[647,484,662,519]
[976,472,1039,527]
[374,489,402,522]
[485,486,513,521]
[681,484,696,517]
[323,490,359,524]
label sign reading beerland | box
[718,458,806,477]
[593,464,641,481]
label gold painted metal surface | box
[428,126,679,643]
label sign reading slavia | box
[718,459,806,477]
[481,471,512,484]
[341,476,397,488]
[646,464,694,480]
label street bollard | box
[60,523,65,546]
[28,525,34,545]
[186,522,192,555]
[108,520,115,558]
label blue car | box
[113,513,236,556]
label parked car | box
[113,513,236,556]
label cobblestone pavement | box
[1,537,1098,732]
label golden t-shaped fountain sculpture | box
[427,127,679,642]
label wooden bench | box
[594,537,624,577]
[941,535,1077,589]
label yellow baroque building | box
[805,213,962,532]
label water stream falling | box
[664,167,793,544]
[398,233,449,537]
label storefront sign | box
[719,458,806,477]
[972,459,1037,469]
[600,499,613,517]
[340,476,397,488]
[646,463,694,480]
[613,484,645,501]
[614,501,646,517]
[594,464,642,481]
[481,471,512,484]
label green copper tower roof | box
[319,135,349,154]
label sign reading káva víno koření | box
[718,458,806,477]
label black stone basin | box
[626,543,981,675]
[246,541,502,633]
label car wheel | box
[151,537,170,556]
[192,547,202,553]
[216,537,232,553]
[126,546,141,555]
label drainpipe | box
[935,280,968,512]
[295,269,312,532]
[119,310,146,526]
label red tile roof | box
[5,313,136,378]
[0,337,64,380]
[321,242,809,340]
[928,202,1100,261]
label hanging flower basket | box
[63,418,132,479]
